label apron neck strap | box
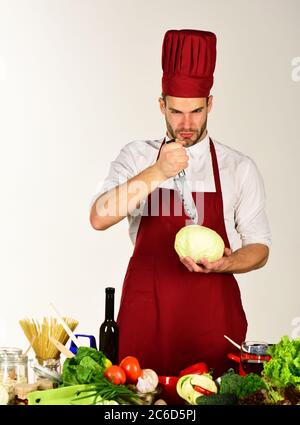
[209,138,222,194]
[156,137,166,160]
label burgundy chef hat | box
[161,29,217,98]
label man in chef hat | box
[90,29,271,378]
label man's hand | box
[179,243,269,274]
[180,248,232,273]
[154,139,189,180]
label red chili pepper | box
[193,385,214,396]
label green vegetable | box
[237,373,266,398]
[220,370,266,399]
[62,347,111,386]
[262,336,300,390]
[27,384,119,405]
[196,393,237,405]
[77,378,144,405]
[174,225,225,263]
[219,370,244,396]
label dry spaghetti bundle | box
[19,317,78,363]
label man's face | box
[159,95,213,147]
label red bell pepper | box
[179,362,208,377]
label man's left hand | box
[180,248,232,273]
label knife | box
[166,139,198,224]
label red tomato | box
[193,385,214,396]
[104,365,126,385]
[119,356,142,384]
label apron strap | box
[156,137,166,160]
[209,138,222,194]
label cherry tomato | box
[104,365,126,385]
[193,385,214,396]
[119,356,142,384]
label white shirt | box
[90,133,271,250]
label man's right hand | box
[154,140,189,179]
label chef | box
[90,29,271,378]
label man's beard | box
[165,117,207,147]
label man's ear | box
[159,97,166,114]
[207,95,213,113]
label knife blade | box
[166,138,198,224]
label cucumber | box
[196,393,238,405]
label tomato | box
[193,385,214,396]
[179,362,208,377]
[104,365,126,385]
[119,356,142,384]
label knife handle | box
[165,138,186,178]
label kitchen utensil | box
[228,341,272,376]
[224,335,241,350]
[69,334,97,355]
[240,341,271,375]
[166,139,198,224]
[49,337,74,359]
[49,303,80,348]
[158,376,183,405]
[21,336,36,359]
[30,362,61,383]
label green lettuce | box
[262,336,300,390]
[62,347,110,386]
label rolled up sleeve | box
[234,158,272,248]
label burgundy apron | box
[117,138,247,378]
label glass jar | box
[36,357,60,374]
[0,348,28,404]
[32,357,60,387]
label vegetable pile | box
[176,336,300,405]
[27,350,160,405]
[25,336,300,405]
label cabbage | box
[174,225,225,263]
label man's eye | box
[193,109,202,113]
[171,111,181,114]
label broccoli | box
[219,370,244,396]
[237,373,266,398]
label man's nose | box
[180,114,192,129]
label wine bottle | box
[99,287,119,364]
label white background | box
[0,0,299,356]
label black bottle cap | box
[105,287,115,294]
